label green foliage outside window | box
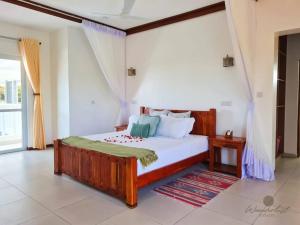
[17,85,21,103]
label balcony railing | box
[0,111,22,151]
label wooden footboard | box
[54,139,138,207]
[54,139,208,208]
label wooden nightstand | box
[115,124,128,132]
[209,135,246,178]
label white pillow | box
[168,111,191,118]
[156,115,195,138]
[127,114,139,132]
[149,109,169,116]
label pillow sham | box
[130,123,150,138]
[127,114,139,132]
[156,115,195,138]
[168,111,191,118]
[149,109,169,116]
[138,115,161,137]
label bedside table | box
[115,124,128,132]
[209,135,246,178]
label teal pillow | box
[138,115,160,137]
[130,123,150,138]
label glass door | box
[0,57,27,154]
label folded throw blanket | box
[62,136,158,167]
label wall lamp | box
[128,67,136,76]
[223,55,234,67]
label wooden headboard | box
[140,107,216,137]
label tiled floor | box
[0,149,299,225]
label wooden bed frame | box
[54,107,216,208]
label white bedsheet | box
[84,131,208,175]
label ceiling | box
[0,0,222,31]
[0,1,79,31]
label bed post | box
[125,157,138,208]
[54,139,62,175]
[209,109,216,137]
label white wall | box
[239,0,300,167]
[284,34,300,155]
[67,27,119,136]
[50,28,70,139]
[126,11,248,164]
[50,27,119,139]
[0,21,53,146]
[228,0,300,168]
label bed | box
[54,107,216,208]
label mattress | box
[84,131,208,175]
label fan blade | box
[93,14,148,21]
[121,15,148,21]
[122,0,136,15]
[92,13,120,17]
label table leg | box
[216,147,222,164]
[237,145,242,178]
[209,144,214,172]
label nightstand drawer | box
[214,143,237,149]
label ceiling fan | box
[92,0,148,21]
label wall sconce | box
[223,55,234,67]
[128,67,136,76]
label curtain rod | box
[0,35,42,45]
[0,0,125,33]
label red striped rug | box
[154,169,239,207]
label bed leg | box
[125,157,137,208]
[54,140,62,175]
[126,201,137,208]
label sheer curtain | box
[82,20,129,125]
[225,0,275,181]
[19,39,46,150]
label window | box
[0,58,26,153]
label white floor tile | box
[19,214,70,225]
[100,210,160,225]
[55,195,126,225]
[175,207,249,225]
[2,171,49,186]
[254,210,300,225]
[0,149,299,225]
[274,188,300,212]
[225,178,283,201]
[203,192,260,224]
[277,180,300,195]
[0,186,26,205]
[135,192,194,225]
[15,175,88,199]
[0,178,10,189]
[0,198,49,225]
[29,185,93,210]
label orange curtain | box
[19,39,46,150]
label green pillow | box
[138,115,160,137]
[130,123,150,138]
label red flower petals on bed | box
[104,134,143,144]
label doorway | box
[0,56,27,154]
[276,35,287,158]
[276,34,300,158]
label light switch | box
[221,101,232,107]
[256,92,263,98]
